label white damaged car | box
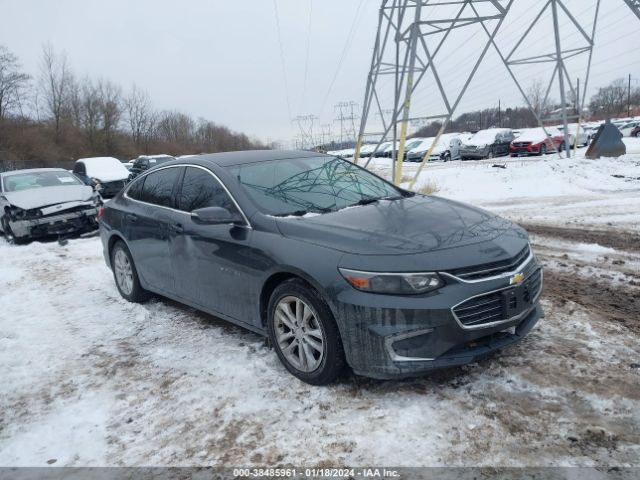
[0,168,100,244]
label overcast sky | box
[1,0,638,146]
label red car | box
[510,128,565,157]
[632,126,640,138]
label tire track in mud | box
[541,271,639,335]
[521,223,640,253]
[525,223,640,335]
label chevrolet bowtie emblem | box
[510,273,525,285]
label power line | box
[301,0,314,113]
[319,0,367,117]
[272,0,292,122]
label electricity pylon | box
[482,0,602,158]
[355,0,514,184]
[623,0,640,20]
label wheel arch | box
[106,232,130,268]
[259,268,332,328]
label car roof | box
[76,156,122,166]
[164,150,326,168]
[1,167,69,177]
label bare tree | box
[125,84,155,147]
[156,110,195,146]
[527,79,554,118]
[589,78,631,117]
[39,44,73,143]
[0,45,30,121]
[79,78,101,148]
[97,80,122,153]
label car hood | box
[2,185,95,210]
[275,195,527,260]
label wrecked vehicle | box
[100,151,543,385]
[1,168,100,243]
[72,157,130,199]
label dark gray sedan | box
[99,151,543,385]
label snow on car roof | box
[516,127,561,143]
[468,128,512,144]
[76,157,130,180]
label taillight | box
[97,207,105,220]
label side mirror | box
[191,207,244,226]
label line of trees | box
[0,44,266,169]
[411,77,640,139]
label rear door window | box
[178,166,239,214]
[139,168,180,208]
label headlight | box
[339,268,443,295]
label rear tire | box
[110,240,149,303]
[267,279,346,385]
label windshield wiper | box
[353,196,380,206]
[276,206,333,217]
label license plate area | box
[501,277,537,318]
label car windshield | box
[227,156,407,216]
[2,171,83,192]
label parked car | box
[428,134,464,162]
[73,157,130,199]
[0,168,100,243]
[406,137,435,162]
[459,128,515,160]
[100,151,543,385]
[128,154,176,180]
[123,161,134,171]
[509,127,564,156]
[406,135,463,162]
[631,125,640,138]
[619,121,640,137]
[358,144,377,158]
[372,141,394,158]
[557,124,590,147]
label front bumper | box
[510,146,538,156]
[460,148,489,159]
[333,260,544,379]
[10,208,98,239]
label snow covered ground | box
[1,146,639,468]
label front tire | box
[267,279,346,385]
[110,241,149,303]
[1,215,19,245]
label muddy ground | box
[0,225,638,467]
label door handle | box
[170,223,184,233]
[126,214,138,223]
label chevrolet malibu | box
[99,151,543,385]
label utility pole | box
[551,0,571,158]
[629,74,632,118]
[498,100,501,127]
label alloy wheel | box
[114,249,134,295]
[274,296,325,373]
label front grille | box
[454,292,503,327]
[448,245,531,281]
[513,142,532,147]
[453,269,543,327]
